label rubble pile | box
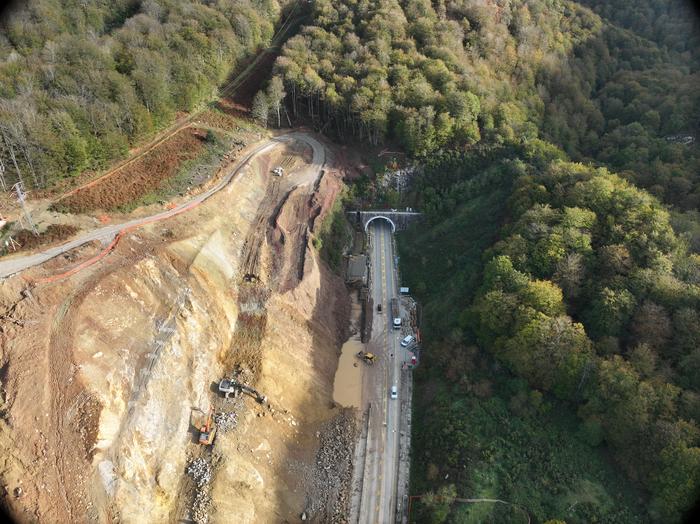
[213,411,238,433]
[190,488,212,524]
[186,457,212,488]
[377,166,417,192]
[186,457,213,524]
[305,410,358,523]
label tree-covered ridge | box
[277,0,700,210]
[399,143,700,522]
[0,0,285,188]
[578,0,700,55]
[471,158,700,521]
[274,0,600,153]
[539,20,700,210]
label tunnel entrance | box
[364,215,396,233]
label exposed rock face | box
[0,139,353,523]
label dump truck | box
[356,351,376,365]
[391,298,401,329]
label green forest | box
[0,0,286,189]
[270,0,700,522]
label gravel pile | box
[214,411,238,433]
[186,456,213,523]
[305,410,357,523]
[191,488,212,524]
[186,457,212,488]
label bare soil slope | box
[0,135,354,523]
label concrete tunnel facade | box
[364,215,397,233]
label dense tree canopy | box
[278,0,700,210]
[401,142,700,522]
[375,4,700,519]
[0,0,286,189]
[275,0,600,152]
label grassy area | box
[407,355,646,523]
[0,223,79,258]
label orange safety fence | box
[32,197,204,286]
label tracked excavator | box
[356,351,376,365]
[218,371,268,404]
[198,406,216,446]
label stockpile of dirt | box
[55,127,208,214]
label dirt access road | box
[356,219,412,523]
[0,131,324,280]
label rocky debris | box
[187,457,212,488]
[213,411,238,433]
[191,488,212,524]
[305,410,358,523]
[377,166,417,192]
[186,457,213,524]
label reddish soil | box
[54,127,208,214]
[8,224,80,253]
[197,107,247,132]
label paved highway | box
[0,131,325,279]
[358,219,406,523]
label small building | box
[400,287,409,294]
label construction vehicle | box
[391,298,401,329]
[356,351,376,365]
[271,166,284,176]
[218,372,268,404]
[198,406,217,446]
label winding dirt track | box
[0,132,325,280]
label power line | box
[218,0,303,97]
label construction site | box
[0,122,367,522]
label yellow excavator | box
[198,406,217,446]
[356,351,376,365]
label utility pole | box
[0,156,6,191]
[12,181,38,236]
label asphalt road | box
[358,219,408,523]
[0,131,325,280]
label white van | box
[400,335,415,347]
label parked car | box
[400,335,415,347]
[390,385,398,399]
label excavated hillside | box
[0,134,355,523]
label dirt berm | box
[0,137,354,523]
